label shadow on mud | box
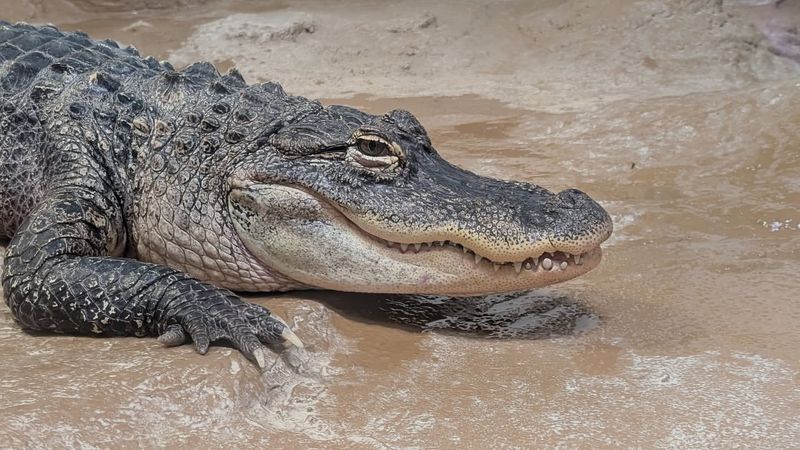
[302,290,600,339]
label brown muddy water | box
[1,0,800,448]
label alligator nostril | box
[557,189,586,208]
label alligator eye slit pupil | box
[358,139,389,157]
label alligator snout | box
[548,188,612,255]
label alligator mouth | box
[333,202,606,288]
[336,218,604,290]
[229,183,605,296]
[381,239,596,274]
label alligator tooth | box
[474,254,482,264]
[400,243,409,253]
[414,243,422,252]
[524,260,533,270]
[463,246,469,254]
[532,257,538,267]
[513,262,523,273]
[493,263,500,272]
[385,240,394,247]
[436,241,444,246]
[574,254,582,265]
[541,258,553,270]
[560,261,568,270]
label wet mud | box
[1,0,799,447]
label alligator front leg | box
[2,185,301,368]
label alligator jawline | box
[319,195,598,275]
[337,213,598,274]
[380,239,596,273]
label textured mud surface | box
[1,0,799,447]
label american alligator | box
[0,22,612,368]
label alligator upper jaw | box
[228,183,604,296]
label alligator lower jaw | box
[381,239,595,274]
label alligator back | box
[0,22,152,95]
[0,22,158,238]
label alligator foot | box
[157,300,303,370]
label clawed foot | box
[156,296,303,370]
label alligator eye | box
[347,135,402,171]
[356,137,392,157]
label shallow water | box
[1,0,799,448]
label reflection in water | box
[314,291,598,339]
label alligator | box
[0,22,612,368]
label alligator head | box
[229,106,612,296]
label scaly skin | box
[0,22,612,366]
[0,23,303,366]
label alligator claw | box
[163,296,302,369]
[268,312,303,348]
[281,326,304,348]
[253,346,268,370]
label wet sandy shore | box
[1,0,799,447]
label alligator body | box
[0,22,612,366]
